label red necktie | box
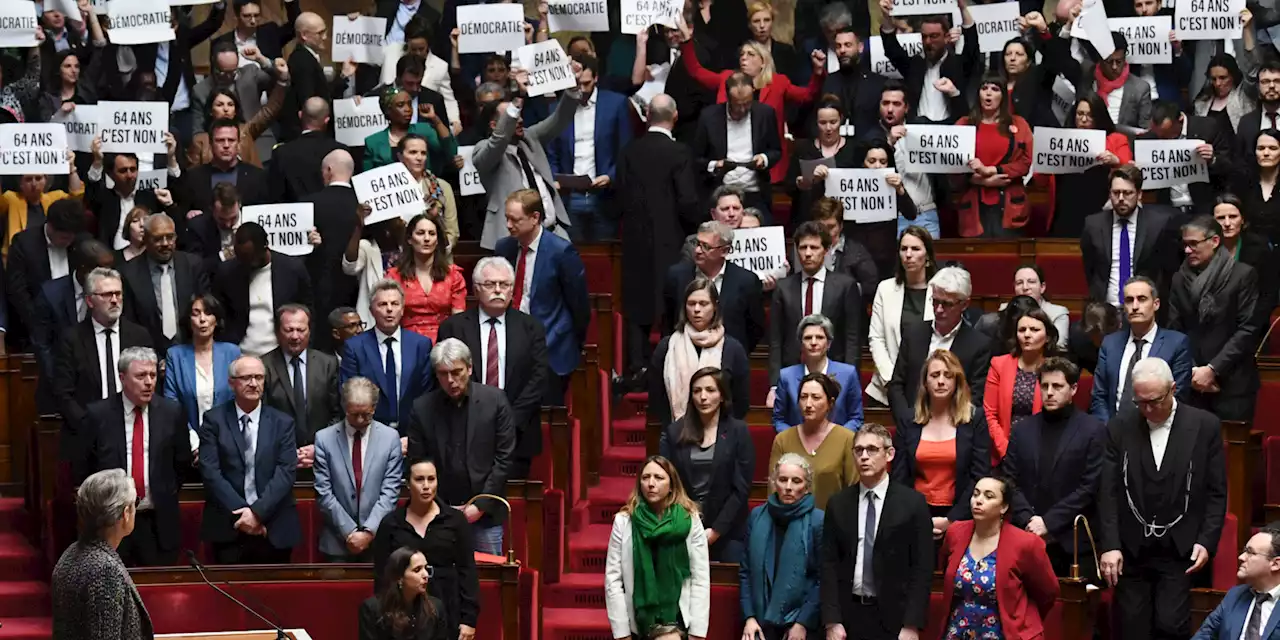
[512,246,529,310]
[131,406,145,500]
[485,319,501,387]
[352,430,364,510]
[804,277,816,316]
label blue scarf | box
[747,494,817,626]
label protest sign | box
[333,98,387,147]
[1074,0,1114,57]
[457,4,526,54]
[901,125,976,174]
[136,170,167,191]
[0,124,69,175]
[547,0,609,32]
[1032,127,1107,174]
[1176,0,1243,39]
[240,204,315,256]
[1108,16,1172,64]
[45,0,79,17]
[170,0,221,5]
[53,104,100,153]
[1051,77,1076,124]
[517,40,576,97]
[620,0,678,34]
[891,0,956,16]
[969,3,1020,53]
[828,169,897,223]
[726,226,787,280]
[1134,139,1210,188]
[353,164,426,225]
[458,146,485,196]
[869,34,922,79]
[332,16,387,64]
[0,2,40,48]
[99,101,169,154]
[107,0,175,45]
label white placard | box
[1108,16,1173,64]
[1076,0,1114,58]
[1031,127,1107,174]
[106,0,175,45]
[517,40,576,97]
[169,0,219,5]
[458,146,485,196]
[0,2,40,48]
[869,34,923,79]
[547,0,609,32]
[1134,139,1209,188]
[52,104,100,153]
[619,0,678,34]
[1176,0,1243,39]
[333,98,387,147]
[241,203,315,256]
[726,226,787,281]
[969,3,1021,53]
[332,16,387,64]
[828,168,897,223]
[45,0,80,17]
[98,101,169,153]
[891,0,957,16]
[457,4,526,54]
[0,124,69,175]
[353,164,426,225]
[901,124,976,174]
[91,0,108,14]
[136,169,168,191]
[1051,77,1076,124]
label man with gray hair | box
[663,220,765,353]
[438,256,548,479]
[887,265,990,425]
[121,212,209,352]
[407,338,515,555]
[313,377,403,562]
[84,346,191,566]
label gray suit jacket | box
[191,61,277,134]
[313,421,403,557]
[52,540,153,640]
[262,347,341,446]
[1076,72,1152,136]
[472,90,581,249]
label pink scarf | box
[662,325,726,421]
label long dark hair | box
[395,213,452,282]
[1069,94,1117,135]
[678,367,732,445]
[1010,307,1063,358]
[1197,52,1243,101]
[856,138,899,169]
[997,37,1038,82]
[675,276,722,333]
[205,88,246,126]
[998,295,1041,355]
[377,547,438,639]
[968,73,1014,136]
[43,50,82,95]
[894,225,937,285]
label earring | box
[398,581,403,590]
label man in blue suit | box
[772,314,863,432]
[197,355,300,564]
[1090,277,1193,421]
[340,279,433,449]
[495,189,590,405]
[313,377,403,562]
[1194,524,1280,640]
[544,55,633,242]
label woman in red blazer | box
[954,74,1033,238]
[678,22,825,184]
[939,476,1059,640]
[983,308,1061,466]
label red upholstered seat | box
[1255,380,1280,438]
[581,254,613,294]
[935,253,1020,297]
[1214,513,1240,591]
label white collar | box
[801,267,827,283]
[1130,323,1158,344]
[345,422,370,440]
[479,308,506,324]
[236,402,262,425]
[805,358,829,375]
[285,349,308,365]
[581,88,597,107]
[701,261,727,282]
[648,126,674,140]
[123,395,144,416]
[92,317,118,334]
[859,474,889,501]
[524,226,544,253]
[377,327,403,345]
[933,319,963,340]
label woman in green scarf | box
[605,456,711,640]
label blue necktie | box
[1118,218,1131,302]
[384,337,398,419]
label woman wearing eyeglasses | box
[165,293,242,455]
[361,546,449,640]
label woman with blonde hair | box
[746,2,799,83]
[605,455,711,640]
[891,350,990,542]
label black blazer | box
[1097,403,1227,559]
[7,225,56,335]
[270,133,348,202]
[84,180,162,250]
[647,31,719,143]
[437,309,549,461]
[182,213,229,276]
[358,595,449,640]
[1238,231,1278,324]
[120,251,209,353]
[86,394,193,551]
[177,162,271,217]
[692,102,782,201]
[32,276,78,383]
[820,481,934,633]
[405,383,516,506]
[663,260,765,353]
[301,184,361,350]
[209,6,300,62]
[1066,320,1102,374]
[888,321,991,426]
[1079,206,1180,305]
[1139,116,1236,214]
[1004,408,1107,556]
[280,46,351,141]
[890,408,992,522]
[1167,260,1262,398]
[648,333,751,429]
[262,347,341,446]
[660,417,754,542]
[880,26,980,123]
[211,252,314,346]
[768,270,862,384]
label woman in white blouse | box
[867,226,937,406]
[163,294,241,453]
[342,204,407,328]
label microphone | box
[185,550,288,640]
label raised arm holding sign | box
[241,203,317,257]
[457,4,526,54]
[901,124,977,173]
[352,163,426,225]
[0,124,70,175]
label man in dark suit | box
[769,222,862,386]
[280,12,355,141]
[197,355,300,564]
[7,200,85,348]
[300,149,360,352]
[1098,356,1227,640]
[33,238,114,390]
[1080,164,1180,308]
[84,138,174,250]
[340,279,434,436]
[663,221,766,353]
[1167,216,1262,422]
[876,2,977,123]
[438,257,549,480]
[691,72,782,219]
[1234,59,1280,161]
[211,222,313,355]
[1191,523,1280,640]
[184,183,242,274]
[120,214,208,354]
[209,0,302,62]
[176,121,271,217]
[1090,277,1194,421]
[495,190,590,404]
[645,25,717,143]
[263,304,340,456]
[406,337,516,555]
[821,423,933,640]
[1004,357,1108,578]
[85,347,192,566]
[888,266,990,425]
[1142,100,1236,216]
[269,98,346,202]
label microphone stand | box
[186,550,288,640]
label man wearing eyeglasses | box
[663,219,765,354]
[1097,356,1226,640]
[1192,523,1280,640]
[437,257,548,480]
[1235,59,1280,160]
[1044,31,1152,137]
[328,307,365,363]
[1080,164,1180,309]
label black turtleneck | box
[1035,405,1074,508]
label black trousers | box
[1189,389,1256,422]
[1115,543,1193,640]
[212,532,293,565]
[625,321,654,376]
[841,598,898,640]
[322,549,373,563]
[118,509,178,567]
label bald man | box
[281,12,357,141]
[271,97,347,201]
[301,149,361,352]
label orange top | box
[914,438,957,508]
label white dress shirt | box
[1106,86,1124,124]
[853,475,889,596]
[194,360,213,450]
[648,126,674,140]
[930,320,963,353]
[46,226,70,280]
[1147,399,1177,471]
[74,278,86,322]
[572,89,598,178]
[517,228,543,314]
[236,402,263,504]
[505,103,558,219]
[387,0,421,44]
[799,267,826,315]
[93,319,123,399]
[699,262,727,294]
[345,423,371,477]
[918,54,950,122]
[123,396,152,510]
[377,328,404,397]
[1240,582,1280,640]
[234,30,260,67]
[893,137,937,212]
[286,348,308,390]
[720,109,758,192]
[1168,118,1194,207]
[1117,324,1158,411]
[479,308,508,388]
[240,264,277,356]
[1107,210,1140,307]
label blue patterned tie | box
[1118,218,1131,302]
